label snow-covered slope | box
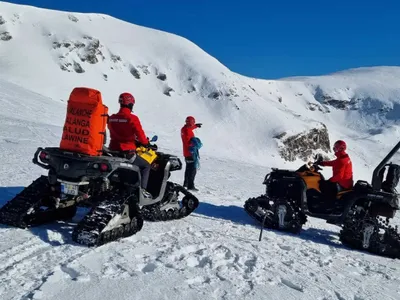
[1,2,400,300]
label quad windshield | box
[372,141,400,190]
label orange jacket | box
[320,151,353,189]
[108,107,148,151]
[181,124,197,157]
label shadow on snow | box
[194,201,373,256]
[0,187,388,258]
[0,186,88,247]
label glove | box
[148,143,158,150]
[196,123,202,128]
[314,153,323,163]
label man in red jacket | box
[108,92,152,197]
[181,116,202,191]
[318,140,353,199]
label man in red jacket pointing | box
[318,140,353,199]
[108,92,152,198]
[181,116,202,191]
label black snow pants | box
[184,156,197,189]
[132,155,151,189]
[320,180,339,201]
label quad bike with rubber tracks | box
[0,136,199,247]
[244,142,400,259]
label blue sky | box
[5,0,400,79]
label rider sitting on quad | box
[317,140,354,199]
[108,92,152,198]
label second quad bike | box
[244,142,400,259]
[0,135,199,247]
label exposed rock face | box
[314,86,357,111]
[73,61,85,73]
[129,65,140,79]
[53,36,105,73]
[163,86,174,96]
[110,54,121,63]
[313,86,394,115]
[78,37,103,64]
[59,62,72,72]
[274,123,331,161]
[157,73,167,81]
[307,102,325,112]
[0,16,6,25]
[0,31,12,41]
[187,85,196,93]
[137,65,150,75]
[208,91,221,99]
[208,88,240,100]
[68,14,79,22]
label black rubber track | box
[71,189,143,247]
[0,175,78,228]
[141,183,199,222]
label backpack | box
[381,163,400,194]
[189,137,202,169]
[136,146,158,164]
[60,87,109,156]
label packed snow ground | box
[1,2,400,300]
[1,80,400,300]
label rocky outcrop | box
[129,65,140,79]
[137,65,150,75]
[78,37,104,64]
[110,54,122,63]
[208,91,221,99]
[53,41,84,49]
[187,85,196,93]
[274,123,331,161]
[52,36,106,73]
[163,86,174,96]
[68,14,79,22]
[59,62,72,72]
[0,31,12,41]
[157,73,167,81]
[0,16,5,25]
[307,102,325,112]
[313,86,357,110]
[73,61,85,73]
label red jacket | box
[320,151,353,189]
[181,124,197,157]
[108,107,148,151]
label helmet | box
[119,92,135,107]
[333,140,346,153]
[185,116,195,126]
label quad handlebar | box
[135,135,159,151]
[307,153,323,172]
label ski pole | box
[259,213,268,241]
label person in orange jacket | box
[108,92,152,198]
[317,140,354,198]
[181,116,202,191]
